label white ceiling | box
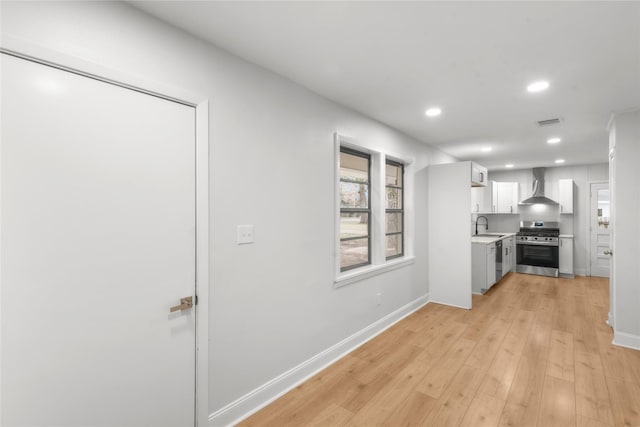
[131,1,640,170]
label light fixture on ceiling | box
[527,80,550,93]
[547,137,561,144]
[481,147,492,153]
[505,164,514,168]
[425,107,442,117]
[555,159,565,164]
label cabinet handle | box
[560,205,563,213]
[480,172,484,183]
[510,205,513,213]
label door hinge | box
[194,295,198,305]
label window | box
[385,160,404,259]
[335,133,414,284]
[339,147,371,271]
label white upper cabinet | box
[558,179,574,214]
[471,162,488,187]
[471,181,493,213]
[496,182,519,214]
[471,181,518,213]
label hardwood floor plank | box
[307,403,353,427]
[416,337,476,398]
[547,330,575,382]
[382,391,438,426]
[497,354,547,427]
[538,375,576,427]
[421,364,486,426]
[477,309,536,401]
[576,414,613,427]
[459,392,506,427]
[574,350,615,426]
[604,376,640,427]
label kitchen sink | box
[475,234,504,237]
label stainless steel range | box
[516,221,560,277]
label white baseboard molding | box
[612,330,640,350]
[208,294,430,427]
[427,298,471,310]
[575,268,586,276]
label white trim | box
[0,38,210,427]
[208,294,430,427]
[195,101,210,427]
[334,256,415,288]
[612,330,640,350]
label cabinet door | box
[496,182,518,213]
[559,179,574,214]
[471,182,494,213]
[487,244,496,286]
[559,237,574,275]
[502,237,513,273]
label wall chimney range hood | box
[519,167,559,205]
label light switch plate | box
[237,225,254,244]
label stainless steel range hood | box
[519,168,559,205]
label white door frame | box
[0,37,210,426]
[587,180,609,277]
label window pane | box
[340,182,369,208]
[386,212,402,234]
[386,234,403,258]
[340,151,369,182]
[340,213,369,239]
[386,163,402,187]
[341,238,369,270]
[386,187,403,209]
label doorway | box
[1,52,203,426]
[589,181,610,277]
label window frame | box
[339,146,372,272]
[385,159,404,260]
[334,133,415,287]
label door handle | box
[170,296,193,313]
[604,249,613,256]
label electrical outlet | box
[237,225,254,244]
[376,292,382,306]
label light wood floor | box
[239,273,640,427]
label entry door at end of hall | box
[1,53,197,426]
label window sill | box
[334,256,416,288]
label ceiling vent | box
[536,118,562,127]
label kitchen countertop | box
[471,232,516,244]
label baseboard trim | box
[208,294,430,426]
[612,330,640,350]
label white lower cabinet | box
[503,236,514,274]
[559,236,574,277]
[472,242,496,294]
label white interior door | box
[589,182,611,277]
[1,53,196,426]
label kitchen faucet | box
[475,216,489,235]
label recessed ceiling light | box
[505,164,514,168]
[547,137,562,144]
[425,107,442,117]
[481,147,492,153]
[527,80,550,93]
[555,159,565,164]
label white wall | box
[609,109,640,349]
[1,1,457,422]
[488,163,608,276]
